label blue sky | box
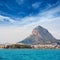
[0,0,60,44]
[0,0,60,18]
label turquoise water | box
[0,49,60,60]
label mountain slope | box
[19,26,57,45]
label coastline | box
[0,44,60,49]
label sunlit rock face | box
[19,26,57,45]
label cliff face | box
[19,26,57,45]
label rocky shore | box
[0,44,60,49]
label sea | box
[0,49,60,60]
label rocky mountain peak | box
[19,25,57,45]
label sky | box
[0,0,60,44]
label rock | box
[19,26,57,45]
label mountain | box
[56,40,60,45]
[19,26,57,45]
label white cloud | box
[32,2,41,9]
[0,15,16,23]
[4,4,14,11]
[17,5,60,26]
[40,5,60,16]
[0,5,60,26]
[16,0,24,5]
[0,26,32,44]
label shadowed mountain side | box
[19,26,57,45]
